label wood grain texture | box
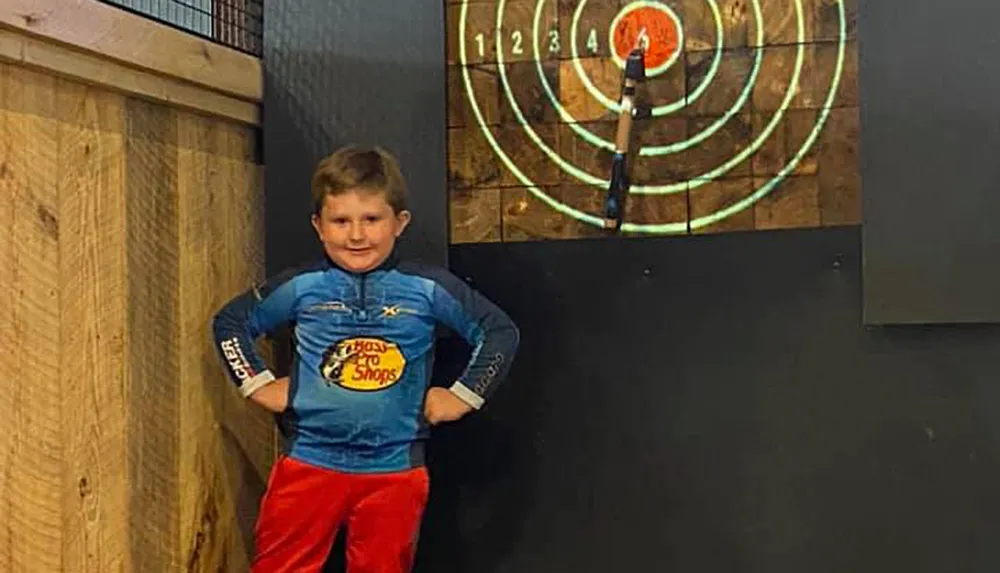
[0,27,260,126]
[177,113,220,573]
[0,0,262,102]
[754,175,820,229]
[502,185,607,241]
[445,0,861,243]
[558,58,619,122]
[125,97,181,571]
[57,77,129,573]
[686,0,753,49]
[0,62,62,573]
[448,64,499,128]
[690,177,756,234]
[0,58,272,571]
[175,107,272,573]
[818,106,860,226]
[450,188,503,243]
[214,118,273,571]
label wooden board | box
[177,110,273,573]
[446,0,861,242]
[0,59,63,573]
[0,0,262,101]
[57,76,130,573]
[0,59,273,571]
[0,26,259,126]
[124,96,182,571]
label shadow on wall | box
[203,360,270,566]
[218,424,269,562]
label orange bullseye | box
[610,3,682,75]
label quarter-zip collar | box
[322,249,399,322]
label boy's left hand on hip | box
[424,387,474,425]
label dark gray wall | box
[417,227,1000,572]
[860,0,1000,324]
[259,1,1000,571]
[263,0,448,274]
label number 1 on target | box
[474,33,486,58]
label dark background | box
[263,0,448,275]
[261,1,1000,571]
[418,227,1000,572]
[859,0,1000,324]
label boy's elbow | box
[211,299,244,344]
[508,320,521,353]
[211,307,230,339]
[496,314,520,360]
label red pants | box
[252,456,430,573]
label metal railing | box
[96,0,262,57]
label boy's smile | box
[311,189,411,273]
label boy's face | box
[311,189,411,273]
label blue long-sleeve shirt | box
[212,252,519,473]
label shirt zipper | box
[358,273,368,321]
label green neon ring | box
[459,0,846,233]
[572,0,710,115]
[534,0,767,159]
[530,0,731,156]
[502,0,779,193]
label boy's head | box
[310,145,412,273]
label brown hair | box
[310,145,408,215]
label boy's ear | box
[311,213,322,235]
[395,210,412,236]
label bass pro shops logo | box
[319,337,406,391]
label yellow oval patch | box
[320,337,406,391]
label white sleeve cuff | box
[240,370,277,398]
[449,381,485,410]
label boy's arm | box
[428,270,520,410]
[211,271,300,398]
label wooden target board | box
[446,0,859,242]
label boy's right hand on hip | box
[248,377,290,413]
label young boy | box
[212,145,519,572]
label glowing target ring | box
[544,0,764,158]
[458,0,849,233]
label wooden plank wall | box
[446,0,861,242]
[0,61,273,572]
